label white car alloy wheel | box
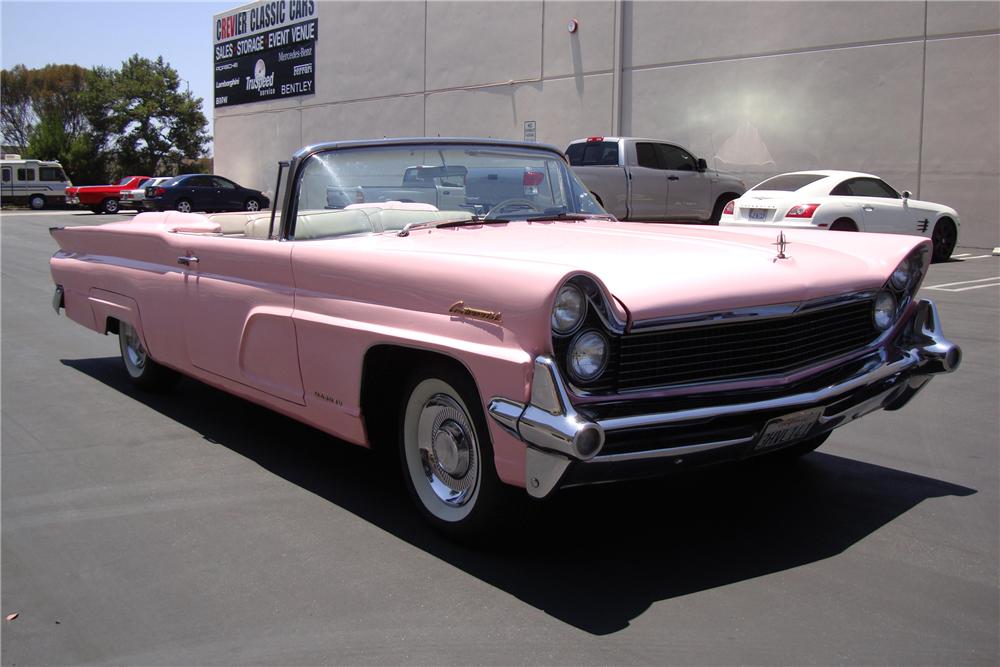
[402,377,483,523]
[118,321,148,379]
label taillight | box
[523,170,545,187]
[154,187,167,196]
[785,203,820,218]
[586,136,604,143]
[722,200,735,215]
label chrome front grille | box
[616,299,878,391]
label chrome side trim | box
[589,436,755,463]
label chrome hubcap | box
[178,201,191,213]
[247,200,259,211]
[121,324,147,372]
[416,394,478,506]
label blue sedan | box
[143,174,269,213]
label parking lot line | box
[962,254,996,260]
[925,276,1000,291]
[953,253,971,257]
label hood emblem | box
[449,301,503,323]
[773,231,789,262]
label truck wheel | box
[101,198,119,214]
[710,194,738,224]
[28,194,46,210]
[118,321,178,391]
[399,364,508,538]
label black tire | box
[101,198,119,214]
[709,193,739,225]
[398,363,510,539]
[175,198,193,214]
[931,218,958,262]
[28,194,46,210]
[830,218,858,232]
[89,206,102,214]
[245,198,261,212]
[118,321,179,391]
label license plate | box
[749,208,768,221]
[754,408,822,451]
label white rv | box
[0,155,72,209]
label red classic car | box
[49,138,960,538]
[66,176,151,214]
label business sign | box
[213,1,317,108]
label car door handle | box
[668,176,679,181]
[177,255,199,266]
[862,205,874,212]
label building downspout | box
[610,0,626,135]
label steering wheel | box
[483,198,542,220]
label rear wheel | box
[399,364,508,538]
[118,321,178,391]
[175,199,193,214]
[830,218,857,232]
[931,218,957,262]
[101,198,119,214]
[28,194,46,210]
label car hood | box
[374,219,921,323]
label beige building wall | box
[215,0,999,247]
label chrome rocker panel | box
[488,299,961,499]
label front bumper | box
[488,299,960,498]
[66,195,80,205]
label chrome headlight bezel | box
[566,329,610,383]
[551,283,587,335]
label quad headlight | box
[567,330,609,382]
[873,290,897,331]
[552,283,586,334]
[890,255,915,290]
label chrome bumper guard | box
[488,299,960,498]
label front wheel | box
[399,366,508,537]
[931,218,957,262]
[118,321,178,391]
[245,198,261,212]
[29,194,46,210]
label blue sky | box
[1,0,235,154]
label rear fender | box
[87,288,151,352]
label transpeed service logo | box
[246,59,275,92]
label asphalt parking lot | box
[2,209,998,665]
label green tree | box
[0,65,34,152]
[100,55,208,176]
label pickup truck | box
[66,176,151,214]
[567,137,745,223]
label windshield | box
[294,143,606,231]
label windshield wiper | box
[522,211,615,222]
[396,215,505,237]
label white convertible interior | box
[202,202,470,241]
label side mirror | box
[696,158,708,172]
[902,190,911,199]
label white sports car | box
[719,170,960,261]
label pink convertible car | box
[50,138,960,537]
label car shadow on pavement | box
[63,357,977,636]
